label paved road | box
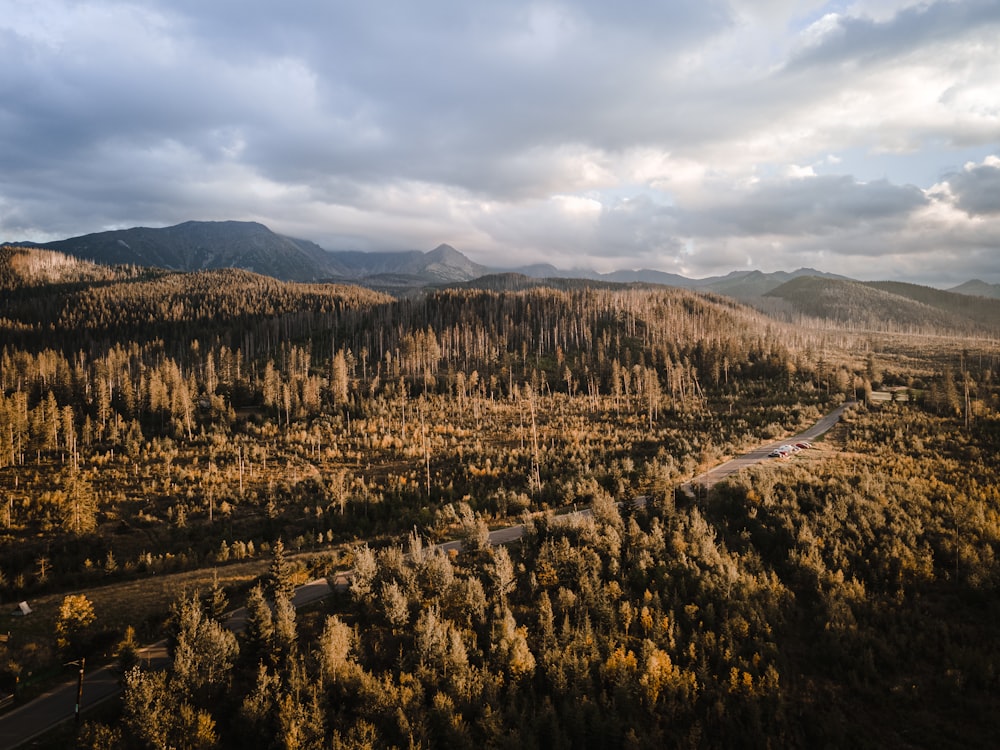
[0,402,852,747]
[0,576,339,749]
[0,518,576,748]
[681,401,854,494]
[0,640,169,749]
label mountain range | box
[6,220,999,334]
[8,220,854,297]
[13,220,494,287]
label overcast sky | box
[2,0,999,285]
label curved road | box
[0,401,852,748]
[0,579,338,749]
[681,401,854,494]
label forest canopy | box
[0,247,998,748]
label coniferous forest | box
[1,245,1000,748]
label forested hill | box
[451,272,649,293]
[0,247,807,422]
[0,245,808,409]
[28,220,347,282]
[950,279,1000,299]
[866,280,1000,329]
[765,275,1000,335]
[0,246,391,351]
[0,244,151,288]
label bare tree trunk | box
[529,390,541,496]
[420,404,431,498]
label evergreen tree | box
[205,571,230,623]
[268,538,294,601]
[244,584,274,660]
[272,591,298,662]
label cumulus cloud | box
[945,157,1000,216]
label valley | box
[0,242,998,748]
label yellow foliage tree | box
[56,593,96,651]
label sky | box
[1,0,999,286]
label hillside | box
[398,243,490,282]
[0,251,390,350]
[535,267,849,298]
[11,221,998,326]
[697,268,848,299]
[597,268,693,286]
[4,220,858,296]
[453,272,643,293]
[332,245,494,292]
[0,244,152,289]
[866,280,1000,330]
[948,279,1000,299]
[29,220,348,282]
[765,276,1000,335]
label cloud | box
[678,174,928,237]
[788,0,1000,71]
[945,156,1000,216]
[0,0,998,286]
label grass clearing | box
[4,559,269,646]
[0,559,271,703]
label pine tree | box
[268,538,294,601]
[272,591,298,662]
[244,584,274,660]
[206,571,229,623]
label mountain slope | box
[400,243,491,282]
[766,276,1000,334]
[1,244,153,289]
[865,281,1000,330]
[32,221,349,281]
[950,279,1000,299]
[453,273,642,293]
[18,220,994,317]
[327,249,426,276]
[600,268,695,287]
[325,244,491,284]
[22,221,495,285]
[0,258,390,349]
[697,268,850,299]
[505,265,848,297]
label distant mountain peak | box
[4,219,877,298]
[424,244,472,266]
[950,279,1000,299]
